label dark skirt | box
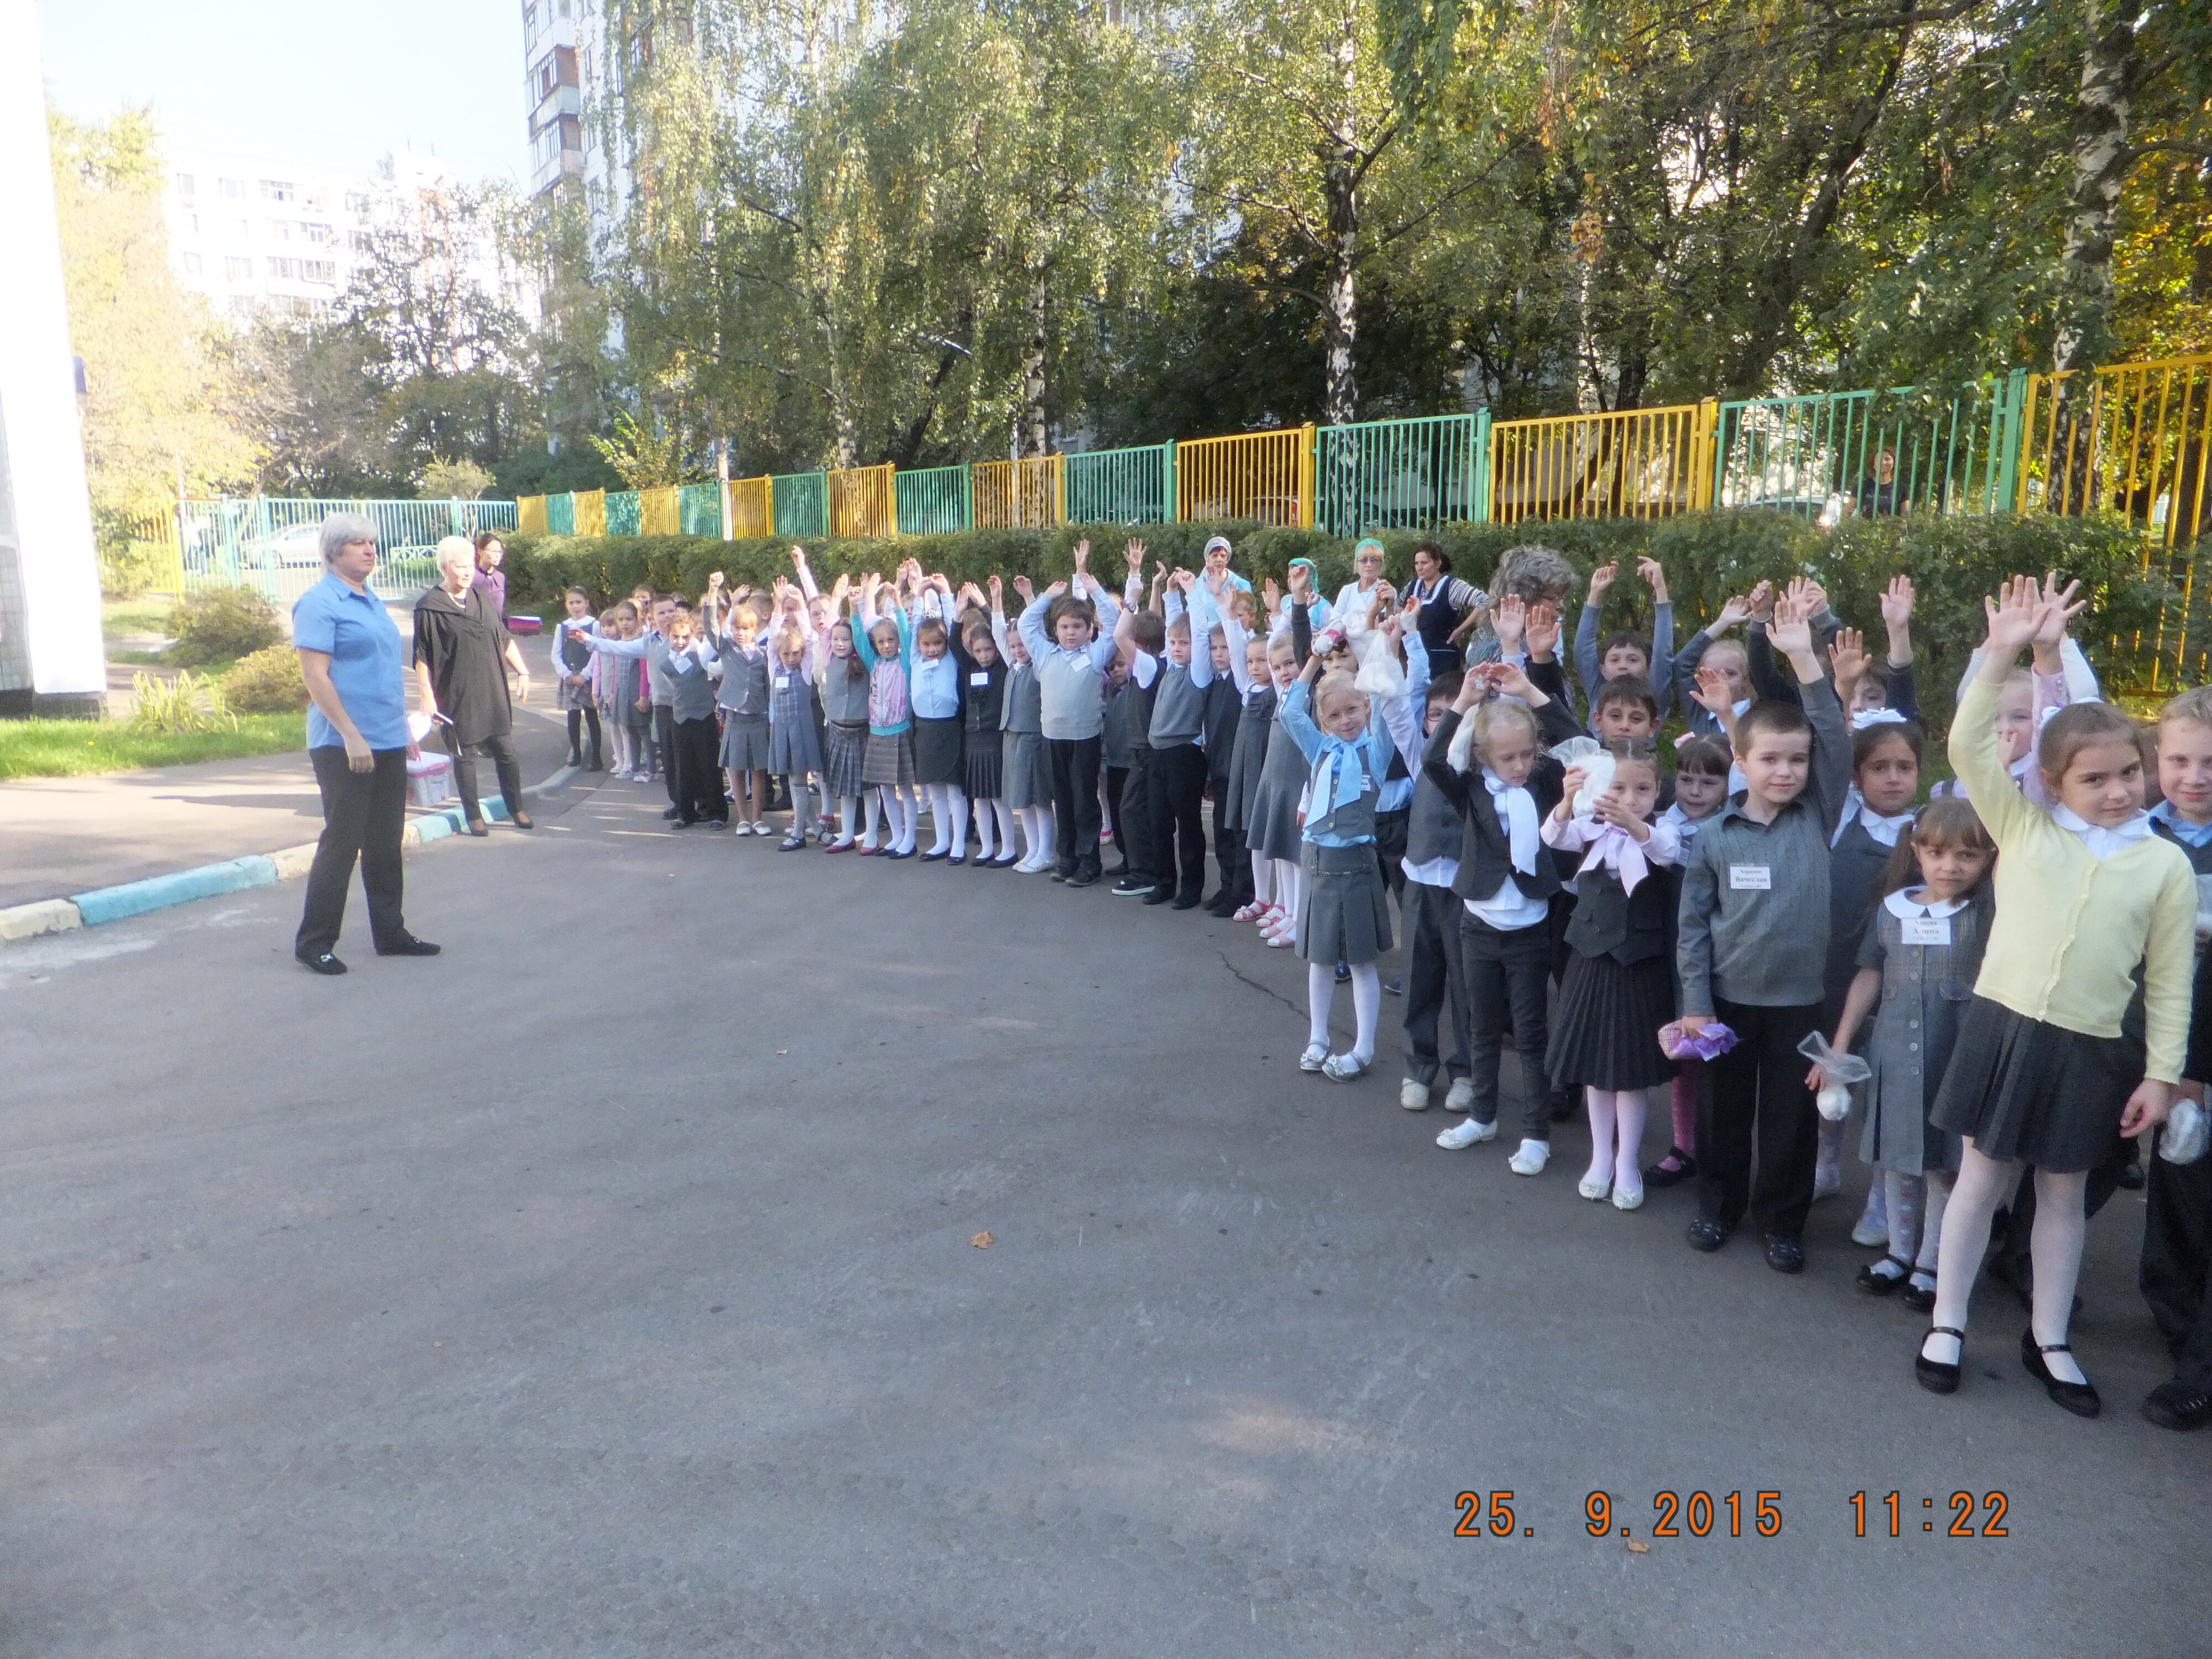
[1003,731,1047,809]
[1296,841,1394,964]
[1225,707,1274,834]
[862,727,917,789]
[770,712,825,778]
[965,728,1004,800]
[1929,996,2142,1173]
[913,715,964,786]
[1246,721,1310,864]
[718,713,773,771]
[823,722,868,799]
[1547,951,1677,1092]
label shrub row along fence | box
[513,356,2212,566]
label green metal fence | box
[546,493,576,535]
[604,490,641,536]
[176,497,518,608]
[1314,414,1488,536]
[1714,377,2021,521]
[1064,443,1176,527]
[678,483,723,537]
[894,466,972,535]
[772,472,829,539]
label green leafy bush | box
[128,670,236,735]
[168,585,283,666]
[222,643,310,713]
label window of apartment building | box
[220,178,243,198]
[175,173,195,196]
[351,231,373,254]
[224,256,252,281]
[234,217,252,239]
[184,212,199,236]
[182,252,203,275]
[267,256,298,280]
[344,191,371,215]
[260,179,296,202]
[267,219,294,242]
[303,221,334,245]
[302,260,337,284]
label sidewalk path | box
[0,703,576,909]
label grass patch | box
[103,596,174,638]
[0,713,307,780]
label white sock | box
[1348,962,1380,1062]
[925,784,952,854]
[788,781,812,833]
[863,790,884,847]
[946,785,969,856]
[1251,857,1275,906]
[1584,1088,1618,1190]
[1613,1088,1646,1196]
[973,800,997,860]
[1024,807,1050,862]
[837,794,859,842]
[990,800,1015,857]
[1306,963,1334,1050]
[1914,1173,1949,1278]
[898,790,920,853]
[2030,1168,2090,1384]
[1509,1139,1550,1175]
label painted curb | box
[0,762,582,946]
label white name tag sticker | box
[1901,915,1952,946]
[1729,865,1772,891]
[775,674,790,690]
[970,670,990,687]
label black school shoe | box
[296,950,347,975]
[375,935,442,957]
[2142,1380,2212,1431]
[1762,1234,1806,1275]
[1113,876,1155,897]
[1644,1149,1697,1188]
[1171,891,1202,910]
[1685,1217,1733,1253]
[1142,887,1175,906]
[1066,868,1101,888]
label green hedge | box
[501,510,2169,731]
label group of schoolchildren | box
[546,534,2212,1433]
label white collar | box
[2051,802,2155,859]
[1885,890,1967,921]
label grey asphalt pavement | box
[2,773,2200,1658]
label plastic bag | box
[1548,736,1614,815]
[1798,1032,1871,1121]
[1659,1020,1739,1062]
[1353,629,1407,699]
[2161,1095,2207,1166]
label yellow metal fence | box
[638,486,682,537]
[829,463,897,539]
[1489,401,1717,525]
[2018,353,2212,547]
[973,456,1065,530]
[1175,426,1314,528]
[518,495,548,535]
[728,476,773,538]
[573,489,607,538]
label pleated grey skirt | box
[913,716,964,786]
[823,722,868,799]
[1929,996,2140,1173]
[862,727,917,789]
[1003,731,1047,809]
[1547,951,1676,1091]
[1296,841,1393,965]
[718,713,773,771]
[1225,706,1273,834]
[1245,721,1310,865]
[769,712,825,778]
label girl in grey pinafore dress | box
[1245,670,1311,867]
[1000,655,1046,811]
[820,629,872,808]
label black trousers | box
[1460,912,1553,1139]
[298,746,408,958]
[1700,997,1823,1240]
[1404,882,1472,1085]
[1149,741,1209,899]
[565,707,602,766]
[1209,778,1249,902]
[670,716,726,823]
[654,705,678,804]
[442,726,524,822]
[2143,1136,2212,1387]
[1104,765,1130,869]
[1121,748,1159,879]
[1046,734,1103,878]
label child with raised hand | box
[997,575,1052,870]
[1399,667,1476,1112]
[1673,584,1763,739]
[818,606,871,852]
[1644,733,1734,1189]
[1018,540,1122,883]
[1218,585,1279,920]
[1422,620,1584,1166]
[701,573,775,834]
[1278,643,1395,1081]
[1820,798,1996,1308]
[1837,576,1922,726]
[1543,740,1683,1208]
[1246,627,1310,945]
[854,571,921,859]
[590,602,640,778]
[765,608,826,849]
[1125,567,1217,909]
[1675,588,1852,1273]
[1913,578,2192,1413]
[549,587,604,771]
[1574,557,1674,719]
[950,578,1014,867]
[905,572,970,863]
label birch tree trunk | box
[2053,0,2136,374]
[1018,268,1050,458]
[1320,1,1361,427]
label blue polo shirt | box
[293,572,410,750]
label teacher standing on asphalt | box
[293,513,438,975]
[414,536,535,836]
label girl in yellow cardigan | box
[1916,578,2195,1416]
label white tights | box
[1928,1144,2089,1383]
[1307,961,1381,1062]
[924,782,969,855]
[835,792,860,844]
[875,785,919,853]
[607,724,635,774]
[1019,805,1055,864]
[1270,857,1301,915]
[972,798,1014,859]
[1581,1088,1649,1198]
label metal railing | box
[973,456,1065,530]
[638,486,682,536]
[772,472,829,538]
[895,465,972,535]
[518,495,548,534]
[1315,414,1486,536]
[729,476,773,538]
[830,463,896,539]
[677,483,722,537]
[1490,402,1715,525]
[1715,380,2018,521]
[2018,353,2212,547]
[166,497,518,607]
[1176,426,1314,528]
[604,490,641,536]
[573,489,607,538]
[1065,443,1175,526]
[545,493,575,534]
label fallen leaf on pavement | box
[1625,1539,1648,1554]
[971,1232,994,1248]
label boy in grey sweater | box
[1675,586,1851,1274]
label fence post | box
[1992,367,2029,515]
[1692,399,1720,510]
[1472,410,1493,524]
[1162,444,1178,524]
[1053,455,1066,528]
[1298,424,1317,530]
